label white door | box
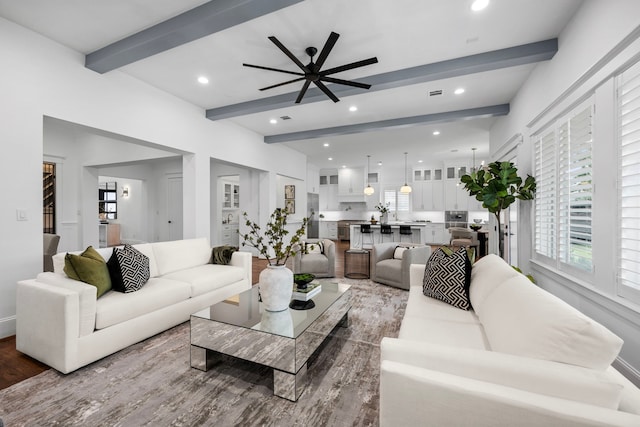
[167,176,183,241]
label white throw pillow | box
[393,246,408,259]
[478,275,624,370]
[305,241,323,254]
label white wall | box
[490,0,640,382]
[0,17,307,338]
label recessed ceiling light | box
[323,143,330,147]
[418,160,423,163]
[197,76,209,85]
[378,161,382,166]
[349,106,358,112]
[454,88,465,95]
[328,157,333,161]
[471,0,489,12]
[433,131,441,136]
[342,165,347,168]
[269,119,277,124]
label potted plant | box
[375,202,390,224]
[240,208,310,311]
[460,161,536,258]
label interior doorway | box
[167,176,183,241]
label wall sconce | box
[122,186,129,198]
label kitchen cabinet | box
[338,167,365,202]
[412,171,444,211]
[444,180,469,211]
[221,223,239,246]
[319,221,338,239]
[423,223,448,245]
[319,180,339,210]
[222,182,239,209]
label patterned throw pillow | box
[305,241,323,254]
[107,244,150,293]
[423,247,472,310]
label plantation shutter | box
[618,61,640,296]
[558,106,593,271]
[384,190,396,211]
[535,131,557,259]
[397,192,410,212]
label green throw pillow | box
[64,246,112,298]
[211,245,237,265]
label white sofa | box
[16,238,252,374]
[380,254,640,426]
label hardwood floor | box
[0,239,352,391]
[0,335,48,390]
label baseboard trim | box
[0,315,16,339]
[613,357,640,387]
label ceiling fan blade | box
[268,36,310,73]
[243,63,305,77]
[314,81,339,103]
[320,76,371,90]
[321,57,379,76]
[315,31,339,69]
[260,77,306,91]
[295,80,312,103]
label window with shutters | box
[618,60,640,303]
[383,189,410,212]
[534,100,594,273]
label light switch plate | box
[16,209,28,221]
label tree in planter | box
[460,161,536,258]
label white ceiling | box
[0,0,583,170]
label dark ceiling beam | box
[207,39,556,120]
[85,0,304,73]
[264,104,509,143]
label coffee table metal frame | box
[190,281,351,401]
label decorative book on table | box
[292,282,322,301]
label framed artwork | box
[285,184,295,200]
[285,199,295,214]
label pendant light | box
[471,147,477,173]
[400,152,412,194]
[364,154,375,196]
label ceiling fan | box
[243,32,378,103]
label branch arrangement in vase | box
[241,208,310,266]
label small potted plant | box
[240,208,310,311]
[375,202,390,224]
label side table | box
[344,249,370,279]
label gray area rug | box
[0,279,407,426]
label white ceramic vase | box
[380,213,388,224]
[259,264,293,312]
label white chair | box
[449,227,479,255]
[292,239,336,278]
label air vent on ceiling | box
[429,90,443,96]
[280,115,292,120]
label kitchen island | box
[349,222,449,249]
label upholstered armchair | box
[449,227,479,255]
[370,242,432,290]
[292,238,335,278]
[43,233,60,272]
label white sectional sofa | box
[16,238,252,374]
[380,254,640,426]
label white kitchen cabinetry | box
[319,221,338,239]
[412,168,444,211]
[424,223,448,245]
[222,182,239,209]
[221,223,239,246]
[319,174,339,210]
[338,167,365,202]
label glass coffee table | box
[190,280,351,401]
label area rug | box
[0,279,407,426]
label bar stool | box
[399,225,414,243]
[379,224,393,242]
[359,224,375,249]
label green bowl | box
[294,273,315,288]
